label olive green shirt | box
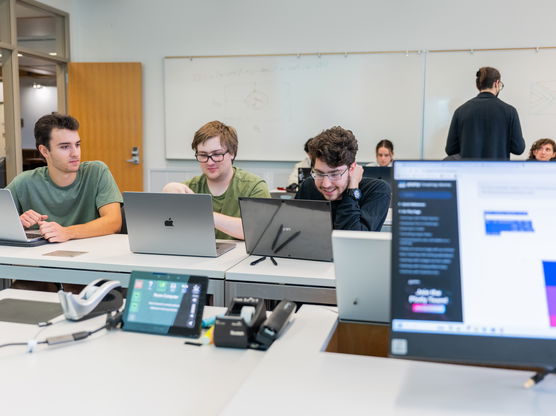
[7,161,123,228]
[184,167,270,239]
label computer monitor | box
[362,166,392,186]
[389,161,556,368]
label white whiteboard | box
[164,54,425,161]
[423,49,556,159]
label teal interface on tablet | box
[122,271,207,337]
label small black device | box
[345,188,362,201]
[214,297,295,350]
[255,300,296,350]
[214,297,267,348]
[122,271,208,338]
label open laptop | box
[239,197,333,262]
[0,189,48,247]
[123,192,235,257]
[332,230,391,323]
[363,166,393,186]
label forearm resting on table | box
[213,213,244,240]
[64,203,122,239]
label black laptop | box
[239,198,333,262]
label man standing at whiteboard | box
[162,120,270,240]
[295,126,390,231]
[445,67,525,159]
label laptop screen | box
[239,198,333,262]
[390,161,556,367]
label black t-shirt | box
[295,177,391,231]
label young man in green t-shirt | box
[163,120,270,240]
[7,113,123,243]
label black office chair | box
[0,157,6,188]
[119,204,128,234]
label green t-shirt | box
[7,161,123,227]
[184,167,270,240]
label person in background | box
[163,120,270,240]
[286,138,312,187]
[367,139,394,167]
[445,66,525,160]
[527,138,556,161]
[295,126,390,231]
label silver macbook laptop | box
[123,192,235,257]
[332,230,391,323]
[0,189,47,247]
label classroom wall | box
[41,0,556,189]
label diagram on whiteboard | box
[529,81,556,115]
[223,82,292,122]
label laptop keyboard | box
[25,230,42,239]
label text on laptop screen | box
[390,161,556,367]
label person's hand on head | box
[38,220,71,243]
[348,164,364,189]
[20,210,48,228]
[162,182,195,194]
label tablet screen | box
[122,271,208,337]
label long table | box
[0,235,249,306]
[2,289,555,415]
[224,255,336,306]
[0,235,338,307]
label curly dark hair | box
[308,126,358,168]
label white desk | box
[0,289,263,415]
[3,290,556,414]
[225,255,336,305]
[0,235,249,305]
[223,305,556,415]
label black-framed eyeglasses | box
[195,150,229,163]
[499,81,504,91]
[310,167,349,182]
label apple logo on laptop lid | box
[164,218,174,227]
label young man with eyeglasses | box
[445,66,525,160]
[295,126,391,231]
[163,120,270,239]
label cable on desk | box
[0,311,122,353]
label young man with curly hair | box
[295,126,390,231]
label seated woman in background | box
[527,138,556,161]
[367,139,394,167]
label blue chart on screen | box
[484,211,534,236]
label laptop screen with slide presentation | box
[390,161,556,368]
[123,192,235,257]
[239,198,333,262]
[332,230,391,324]
[0,189,48,247]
